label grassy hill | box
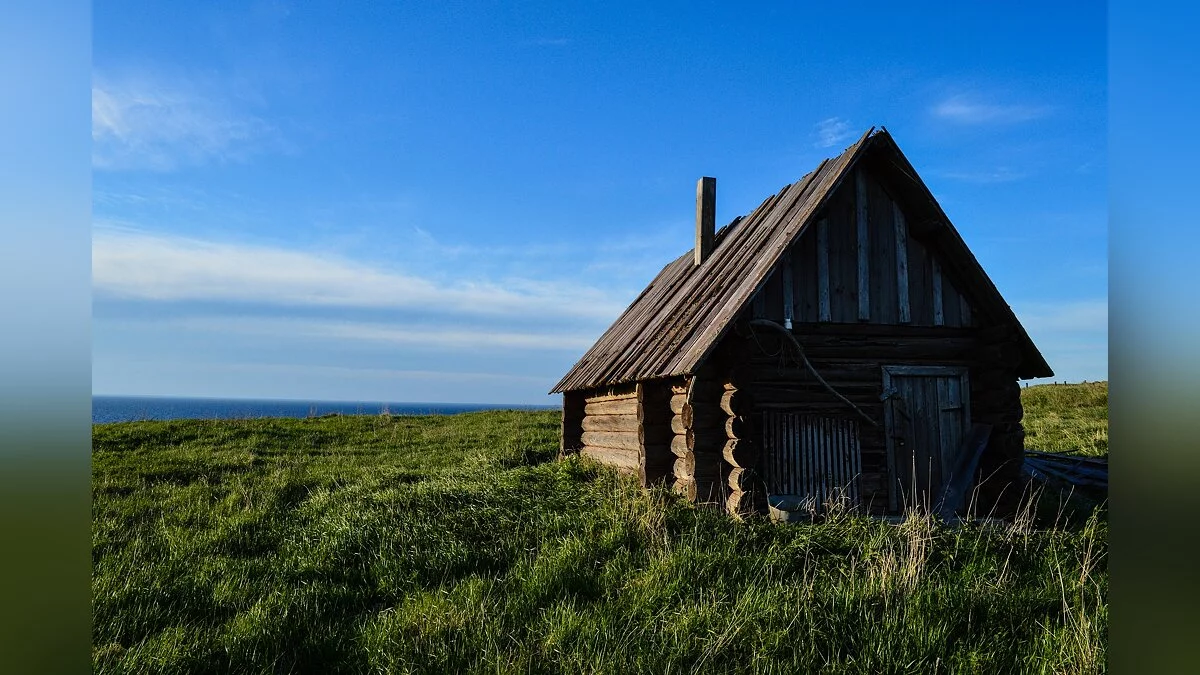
[92,387,1107,674]
[1021,381,1108,457]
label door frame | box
[881,365,971,513]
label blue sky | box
[92,1,1107,405]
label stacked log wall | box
[672,370,725,504]
[720,376,768,517]
[578,384,641,476]
[711,320,1029,516]
[574,381,676,488]
[568,323,1028,517]
[636,381,675,486]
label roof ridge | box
[551,126,1050,394]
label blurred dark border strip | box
[0,2,92,672]
[1110,2,1200,673]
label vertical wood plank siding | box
[855,169,870,321]
[932,258,945,326]
[781,250,794,327]
[754,169,975,336]
[817,219,831,322]
[893,202,910,323]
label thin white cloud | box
[163,316,595,352]
[1011,299,1108,383]
[208,362,556,387]
[814,117,854,148]
[1016,299,1108,333]
[931,95,1053,125]
[92,225,625,322]
[92,73,273,171]
[937,167,1028,184]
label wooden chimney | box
[695,177,715,265]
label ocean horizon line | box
[92,394,558,424]
[93,393,556,408]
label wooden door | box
[882,366,971,513]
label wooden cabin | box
[550,128,1052,519]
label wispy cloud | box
[399,221,686,291]
[216,362,555,385]
[931,94,1053,125]
[813,117,854,148]
[92,72,275,171]
[936,167,1028,184]
[163,316,595,352]
[1016,299,1108,334]
[1010,299,1108,383]
[92,225,624,322]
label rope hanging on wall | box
[747,319,880,428]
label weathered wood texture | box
[703,319,1029,516]
[723,439,759,468]
[553,130,879,394]
[669,393,687,414]
[695,177,716,266]
[584,398,638,417]
[582,414,638,432]
[670,434,689,457]
[758,169,974,331]
[725,416,751,440]
[856,168,871,321]
[572,381,678,487]
[568,310,1029,518]
[581,446,639,472]
[719,389,748,416]
[727,487,769,518]
[726,467,761,492]
[552,129,1051,398]
[556,130,1047,520]
[638,423,672,445]
[674,477,722,503]
[674,452,723,480]
[581,431,639,452]
[637,380,676,486]
[672,374,728,505]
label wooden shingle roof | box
[551,128,1051,393]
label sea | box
[93,395,556,424]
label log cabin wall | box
[574,381,676,488]
[578,383,640,476]
[667,365,771,516]
[672,370,725,504]
[712,326,1026,516]
[721,370,769,517]
[556,132,1045,520]
[710,165,1026,517]
[637,380,675,486]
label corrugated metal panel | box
[761,413,861,511]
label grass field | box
[92,383,1108,674]
[1021,381,1108,457]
